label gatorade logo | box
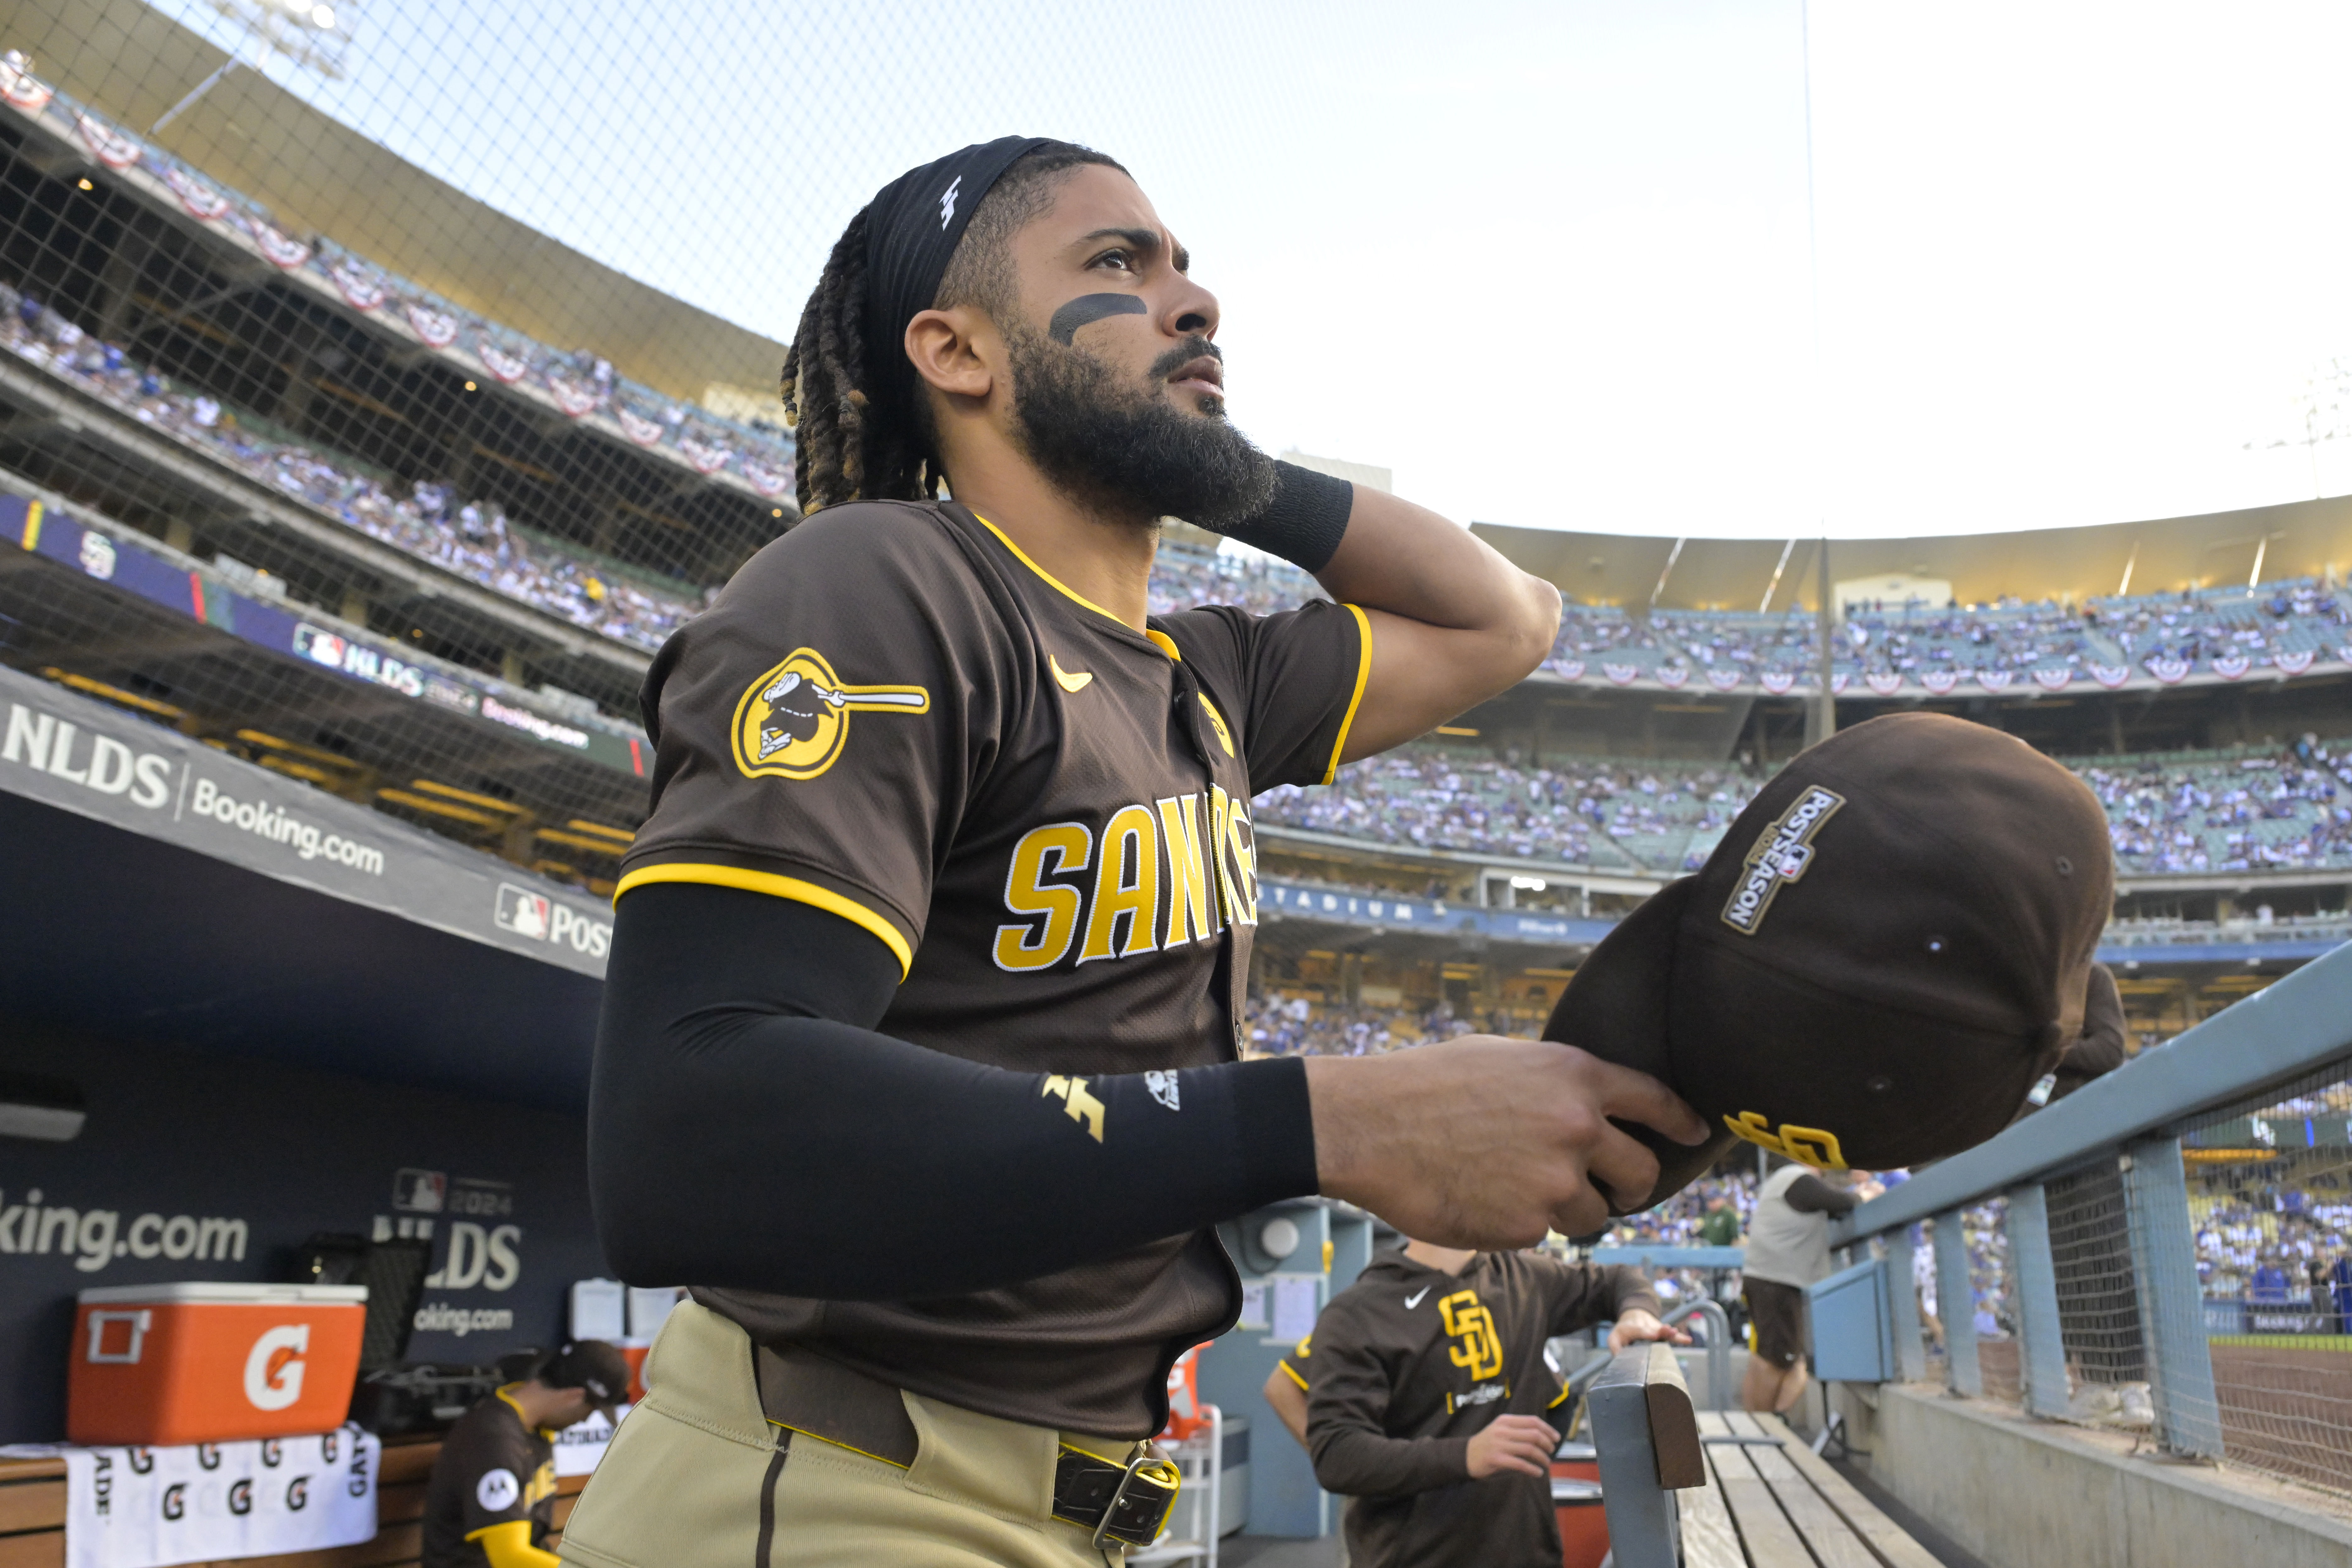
[242,1324,309,1412]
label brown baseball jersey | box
[1291,1249,1659,1568]
[617,498,1369,1436]
[421,1389,559,1568]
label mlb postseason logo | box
[492,882,612,957]
[495,883,553,940]
[1720,786,1845,935]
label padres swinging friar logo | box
[731,647,929,781]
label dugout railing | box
[1828,936,2352,1494]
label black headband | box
[860,135,1068,421]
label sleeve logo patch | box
[1720,785,1845,934]
[1723,1111,1846,1170]
[475,1468,520,1512]
[730,647,930,781]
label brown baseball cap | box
[1543,712,2114,1213]
[540,1340,633,1417]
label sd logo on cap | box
[1544,712,2115,1213]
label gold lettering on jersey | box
[1225,798,1259,925]
[1041,1074,1106,1142]
[994,823,1092,972]
[1723,1111,1848,1171]
[1198,694,1236,757]
[729,647,930,781]
[1439,1291,1503,1382]
[1157,794,1214,947]
[1208,786,1240,927]
[524,1461,557,1508]
[1078,805,1162,962]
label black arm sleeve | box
[1782,1175,1859,1215]
[588,882,1319,1301]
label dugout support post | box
[2122,1135,2224,1458]
[2002,1182,2071,1419]
[1931,1208,1982,1398]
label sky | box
[145,0,2352,540]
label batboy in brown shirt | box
[1270,1241,1676,1568]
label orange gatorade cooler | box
[68,1282,368,1445]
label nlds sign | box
[493,884,610,956]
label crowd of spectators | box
[1250,732,2352,878]
[1240,993,1481,1057]
[2,285,706,651]
[2082,733,2352,874]
[1252,746,1761,872]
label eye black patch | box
[1049,293,1148,345]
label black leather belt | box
[754,1345,1181,1550]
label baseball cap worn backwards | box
[1543,712,2115,1214]
[859,136,1070,419]
[540,1340,632,1417]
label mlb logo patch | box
[495,883,551,940]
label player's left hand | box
[1609,1307,1692,1352]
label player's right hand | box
[1304,1038,1707,1246]
[1464,1414,1562,1479]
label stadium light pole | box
[151,0,352,134]
[1807,537,1835,748]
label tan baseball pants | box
[556,1302,1132,1568]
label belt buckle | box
[1089,1447,1181,1551]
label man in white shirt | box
[1739,1161,1882,1414]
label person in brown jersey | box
[1263,1239,1680,1568]
[558,136,1707,1568]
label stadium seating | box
[1259,733,2352,876]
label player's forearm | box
[588,884,1319,1300]
[1315,486,1560,654]
[1307,1425,1472,1496]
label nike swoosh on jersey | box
[1050,655,1094,693]
[1404,1287,1430,1309]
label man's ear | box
[904,306,997,403]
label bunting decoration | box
[403,304,459,348]
[1759,671,1795,695]
[0,54,53,112]
[1864,672,1904,695]
[75,112,140,170]
[163,167,230,221]
[678,437,732,475]
[2090,664,2132,688]
[245,217,312,270]
[477,340,531,383]
[2211,653,2250,680]
[1920,670,1959,695]
[2147,657,2191,685]
[1975,669,2014,692]
[740,461,792,498]
[617,408,666,446]
[330,263,387,311]
[547,376,602,418]
[2274,650,2315,675]
[1655,665,1690,689]
[2032,666,2074,690]
[1552,659,1586,682]
[1603,662,1638,686]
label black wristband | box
[1209,459,1355,573]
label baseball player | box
[1264,1237,1681,1568]
[423,1342,629,1568]
[559,137,1708,1568]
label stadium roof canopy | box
[1475,491,2352,611]
[10,0,785,405]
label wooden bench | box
[0,1436,589,1568]
[1587,1344,1942,1568]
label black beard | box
[1004,324,1277,529]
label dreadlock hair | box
[780,144,1127,515]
